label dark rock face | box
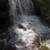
[0,0,12,50]
[5,45,16,50]
[0,0,10,33]
[32,0,50,24]
[0,0,9,11]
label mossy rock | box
[39,46,50,50]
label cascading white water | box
[8,0,50,50]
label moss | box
[39,46,50,50]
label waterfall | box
[8,0,50,50]
[9,0,34,16]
